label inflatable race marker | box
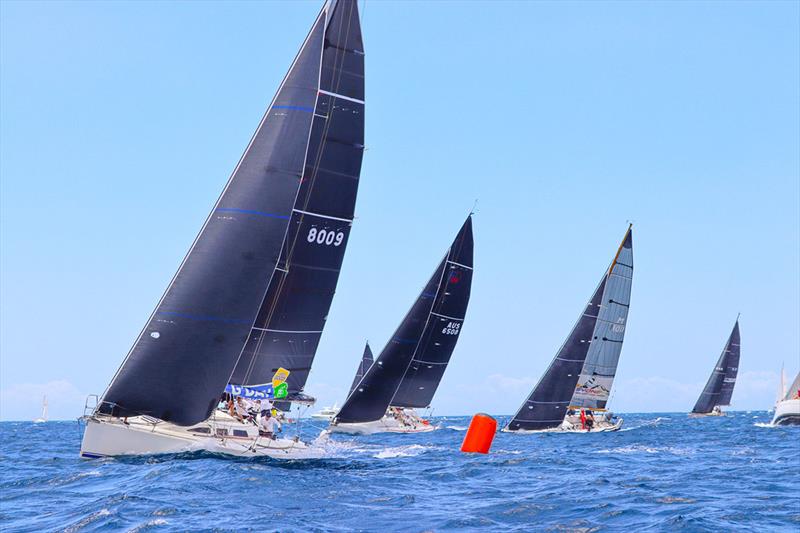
[460,413,497,454]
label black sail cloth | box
[349,343,374,396]
[99,2,359,426]
[335,216,473,424]
[692,320,741,414]
[230,0,365,406]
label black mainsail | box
[692,319,741,414]
[335,216,474,424]
[99,1,361,426]
[505,225,633,431]
[349,342,374,396]
[229,0,364,402]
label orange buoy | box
[460,413,497,454]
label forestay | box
[570,227,634,410]
[335,216,474,424]
[98,4,330,426]
[692,319,741,414]
[230,0,365,403]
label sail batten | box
[335,217,474,424]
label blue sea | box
[1,412,798,532]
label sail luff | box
[99,6,328,426]
[348,342,374,396]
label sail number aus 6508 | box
[442,322,461,335]
[307,228,345,246]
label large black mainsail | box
[505,226,633,431]
[229,0,365,402]
[99,1,359,426]
[349,342,374,396]
[334,216,474,424]
[692,319,741,414]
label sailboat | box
[312,342,374,420]
[690,318,740,417]
[80,0,365,459]
[771,371,800,426]
[330,216,474,435]
[33,396,48,423]
[504,225,633,433]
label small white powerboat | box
[311,404,339,420]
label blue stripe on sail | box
[393,337,417,345]
[421,292,436,298]
[216,208,290,219]
[272,105,314,113]
[157,311,252,325]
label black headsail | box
[98,4,330,426]
[692,319,741,414]
[229,0,365,403]
[335,216,473,424]
[505,276,607,431]
[349,342,374,396]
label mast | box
[691,318,740,414]
[229,0,365,406]
[98,4,332,426]
[335,216,473,424]
[569,225,634,411]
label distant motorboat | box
[311,404,339,420]
[771,371,800,426]
[33,396,48,424]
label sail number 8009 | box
[307,228,345,246]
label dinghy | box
[771,372,800,426]
[690,319,740,417]
[81,0,365,459]
[331,216,474,435]
[503,226,633,434]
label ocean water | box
[1,411,798,532]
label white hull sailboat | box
[81,411,324,459]
[33,395,48,424]
[503,226,634,435]
[771,371,800,426]
[80,0,365,460]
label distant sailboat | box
[80,0,365,459]
[331,216,474,434]
[691,318,741,416]
[771,371,800,426]
[312,342,374,420]
[33,396,48,423]
[504,225,633,433]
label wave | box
[595,445,693,456]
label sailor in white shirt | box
[258,410,281,439]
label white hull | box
[503,417,623,434]
[80,412,325,460]
[331,411,436,435]
[771,398,800,426]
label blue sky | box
[1,1,798,420]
